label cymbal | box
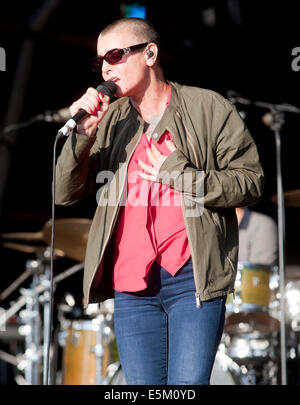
[42,218,91,263]
[1,218,92,263]
[1,231,44,241]
[271,189,300,208]
[2,242,65,258]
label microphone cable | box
[44,134,60,385]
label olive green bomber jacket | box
[55,81,264,308]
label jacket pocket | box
[208,210,235,273]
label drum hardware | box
[17,259,43,385]
[0,218,91,384]
[106,362,125,385]
[210,343,242,385]
[95,316,109,385]
[0,349,30,385]
[0,242,84,384]
[224,332,277,362]
[285,280,300,332]
[0,260,84,333]
[0,245,64,303]
[223,261,283,384]
[211,339,279,385]
[0,348,21,367]
[219,331,280,385]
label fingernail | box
[96,104,100,111]
[165,134,170,140]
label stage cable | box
[44,134,59,385]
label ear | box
[146,50,154,58]
[145,43,158,67]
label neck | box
[130,76,169,122]
[235,208,245,226]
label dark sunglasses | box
[90,42,149,72]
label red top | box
[112,89,191,292]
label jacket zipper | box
[169,121,203,309]
[180,192,202,309]
[195,292,202,308]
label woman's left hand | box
[137,138,176,181]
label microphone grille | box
[96,81,117,98]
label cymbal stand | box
[18,259,43,385]
[0,262,84,331]
[0,267,33,302]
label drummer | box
[236,207,278,266]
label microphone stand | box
[227,92,300,385]
[264,108,287,386]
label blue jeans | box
[113,258,226,385]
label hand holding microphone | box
[57,81,117,139]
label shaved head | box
[99,18,160,47]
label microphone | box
[226,90,251,106]
[56,80,117,139]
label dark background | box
[0,1,300,296]
[0,1,300,384]
[1,1,300,295]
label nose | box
[102,59,112,77]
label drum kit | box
[0,218,124,385]
[1,191,300,386]
[211,257,300,385]
[211,189,300,385]
[211,261,281,385]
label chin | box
[116,87,130,98]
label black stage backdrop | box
[0,0,300,385]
